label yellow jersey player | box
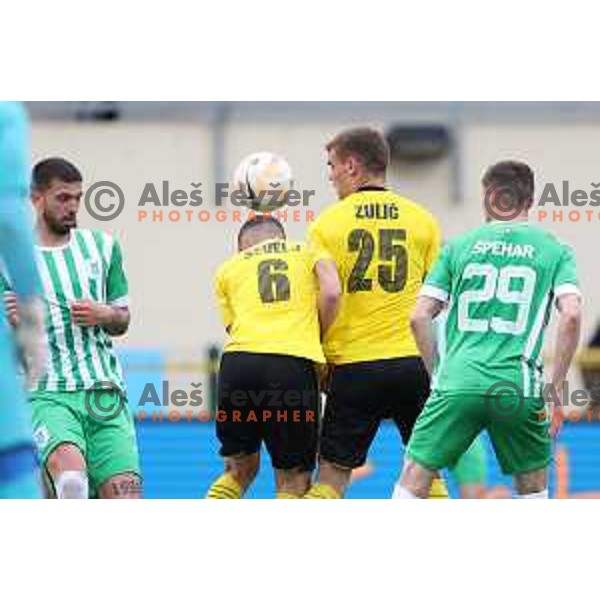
[207,216,341,499]
[304,127,448,499]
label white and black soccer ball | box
[232,152,293,212]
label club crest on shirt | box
[85,259,102,280]
[33,425,50,450]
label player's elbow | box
[316,260,342,306]
[563,306,582,327]
[116,318,131,336]
[410,314,423,336]
[106,324,128,337]
[320,281,342,308]
[558,295,582,332]
[560,306,582,334]
[113,324,130,337]
[410,306,431,335]
[107,308,130,337]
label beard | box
[43,209,77,236]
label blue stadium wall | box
[122,351,600,499]
[136,420,600,498]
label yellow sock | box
[428,477,449,499]
[206,473,243,499]
[276,491,301,499]
[303,483,341,499]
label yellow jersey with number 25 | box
[308,187,441,365]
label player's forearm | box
[551,308,581,386]
[315,259,341,338]
[410,314,438,376]
[410,296,445,376]
[100,306,130,336]
[15,296,47,388]
[318,292,340,338]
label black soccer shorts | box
[216,351,320,471]
[320,356,430,469]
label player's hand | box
[550,404,565,438]
[14,297,47,389]
[70,300,112,327]
[4,291,19,327]
[317,363,332,393]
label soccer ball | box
[232,152,293,212]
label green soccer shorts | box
[406,390,551,476]
[30,389,141,491]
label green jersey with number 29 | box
[421,221,580,395]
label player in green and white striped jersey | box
[32,226,127,392]
[2,158,141,498]
[394,161,582,500]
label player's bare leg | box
[394,457,436,499]
[513,468,548,499]
[99,472,142,499]
[458,484,486,499]
[225,453,260,490]
[456,483,512,499]
[275,468,311,498]
[304,460,351,499]
[46,443,88,499]
[484,486,512,499]
[206,452,260,499]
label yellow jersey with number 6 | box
[214,238,327,363]
[308,187,441,364]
